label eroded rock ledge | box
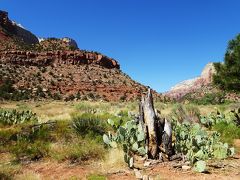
[0,50,120,69]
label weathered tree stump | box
[139,89,173,160]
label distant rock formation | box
[38,38,79,51]
[165,63,216,100]
[62,37,78,49]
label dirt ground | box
[17,156,240,180]
[16,141,240,180]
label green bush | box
[213,34,240,92]
[193,92,226,105]
[0,79,32,100]
[0,78,15,100]
[10,139,50,161]
[0,127,20,148]
[72,113,109,137]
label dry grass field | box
[0,100,240,179]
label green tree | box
[213,34,240,91]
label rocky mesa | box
[0,10,162,101]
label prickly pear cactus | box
[103,119,147,168]
[0,109,38,125]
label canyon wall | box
[0,50,120,69]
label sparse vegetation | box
[0,100,240,178]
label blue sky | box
[1,0,240,92]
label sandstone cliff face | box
[0,50,120,69]
[165,63,216,100]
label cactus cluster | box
[103,119,147,168]
[0,109,38,125]
[172,120,234,172]
[200,110,237,128]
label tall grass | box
[0,109,109,164]
[49,137,106,163]
[170,104,200,123]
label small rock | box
[134,169,142,179]
[182,165,191,171]
[143,175,149,180]
[144,161,151,167]
[149,176,154,180]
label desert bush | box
[0,79,32,100]
[0,127,21,148]
[0,78,15,100]
[10,139,50,161]
[35,86,45,98]
[65,94,75,101]
[120,95,127,101]
[72,113,110,138]
[52,92,62,100]
[50,120,72,141]
[192,92,226,105]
